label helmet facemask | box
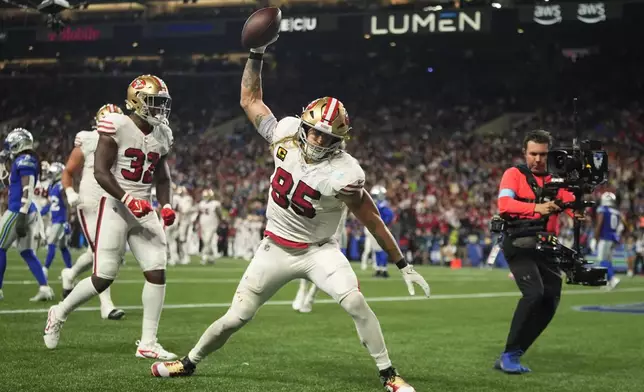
[133,92,172,127]
[4,128,34,159]
[47,163,64,183]
[298,122,343,162]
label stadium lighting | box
[491,2,502,9]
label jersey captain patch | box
[276,146,288,161]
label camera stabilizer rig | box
[536,98,609,286]
[1,0,80,33]
[490,99,609,286]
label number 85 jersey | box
[97,113,173,200]
[263,116,365,244]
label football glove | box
[161,204,176,227]
[400,264,431,297]
[121,193,152,218]
[250,34,279,53]
[65,187,80,208]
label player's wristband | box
[395,259,408,270]
[120,193,132,205]
[249,51,264,60]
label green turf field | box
[1,249,643,392]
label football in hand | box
[241,7,281,49]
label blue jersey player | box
[369,185,395,278]
[0,128,53,301]
[41,162,72,274]
[594,192,626,290]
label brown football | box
[241,7,281,49]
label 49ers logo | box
[131,79,147,89]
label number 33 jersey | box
[97,113,173,200]
[264,116,365,244]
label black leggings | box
[504,252,562,353]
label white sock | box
[188,311,246,364]
[169,239,179,262]
[298,279,308,292]
[141,281,166,344]
[306,283,318,299]
[181,242,191,262]
[71,250,94,279]
[98,286,116,311]
[342,292,392,370]
[59,277,98,318]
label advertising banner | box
[279,15,338,33]
[520,2,623,25]
[144,22,225,38]
[37,25,112,42]
[365,10,490,35]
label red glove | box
[121,193,152,218]
[161,204,176,226]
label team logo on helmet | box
[131,79,147,89]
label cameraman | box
[494,130,582,374]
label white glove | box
[65,187,80,208]
[400,265,431,297]
[152,122,173,148]
[250,34,279,54]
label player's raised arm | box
[240,16,278,141]
[338,189,431,297]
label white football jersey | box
[34,179,51,210]
[248,215,264,233]
[177,194,196,225]
[333,207,348,242]
[198,199,221,229]
[260,116,365,244]
[97,113,173,200]
[74,130,105,210]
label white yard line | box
[0,276,504,285]
[1,287,643,315]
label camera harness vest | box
[501,164,557,237]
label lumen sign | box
[366,10,489,35]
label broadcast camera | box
[37,0,71,33]
[490,99,609,286]
[536,101,609,286]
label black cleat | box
[107,309,125,320]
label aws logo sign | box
[574,303,644,315]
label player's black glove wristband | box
[395,259,408,270]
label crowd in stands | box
[1,48,643,266]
